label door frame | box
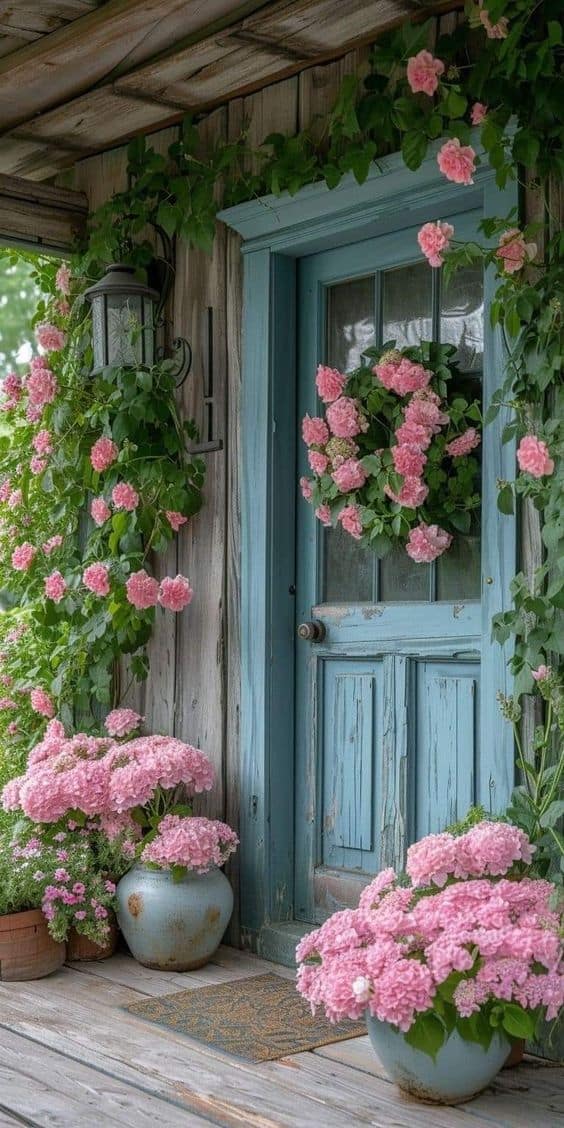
[219,142,518,962]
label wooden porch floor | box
[0,946,562,1127]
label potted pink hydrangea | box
[296,821,563,1104]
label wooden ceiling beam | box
[0,172,87,250]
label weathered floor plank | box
[0,948,562,1128]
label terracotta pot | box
[0,908,66,981]
[503,1039,525,1068]
[67,913,119,962]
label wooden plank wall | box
[64,9,471,938]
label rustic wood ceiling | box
[0,0,452,181]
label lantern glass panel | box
[91,297,107,370]
[106,295,144,367]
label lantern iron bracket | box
[148,223,193,388]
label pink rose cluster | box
[417,221,454,268]
[126,569,193,613]
[27,356,58,418]
[1,372,23,411]
[373,353,432,397]
[296,822,563,1033]
[2,730,215,824]
[141,814,239,874]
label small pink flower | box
[338,504,363,540]
[326,397,365,438]
[30,688,55,718]
[315,504,332,526]
[446,428,481,457]
[112,482,139,511]
[302,414,329,446]
[83,562,110,596]
[417,221,454,267]
[1,372,22,410]
[43,534,63,555]
[7,721,18,735]
[125,569,159,610]
[55,263,72,295]
[12,542,36,571]
[316,365,347,404]
[104,879,116,894]
[30,456,46,475]
[35,323,66,352]
[90,437,118,472]
[532,665,550,682]
[27,362,58,411]
[105,708,143,737]
[392,444,427,478]
[300,476,313,501]
[406,50,444,96]
[90,497,111,526]
[44,570,67,603]
[517,436,554,479]
[495,229,537,275]
[74,910,87,921]
[8,489,22,509]
[406,523,452,563]
[308,450,329,475]
[158,574,193,612]
[479,3,508,39]
[165,511,188,531]
[437,138,477,186]
[471,102,488,126]
[332,458,367,493]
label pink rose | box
[1,372,22,410]
[165,511,188,531]
[446,428,481,457]
[158,574,193,612]
[316,364,346,404]
[308,450,329,475]
[395,421,432,449]
[33,429,52,454]
[392,444,427,478]
[27,364,58,410]
[517,436,554,479]
[326,397,365,438]
[338,504,363,540]
[83,562,110,596]
[35,323,66,352]
[495,229,537,275]
[471,102,488,126]
[55,263,71,296]
[437,139,477,186]
[112,482,139,511]
[12,542,36,571]
[90,498,111,526]
[406,50,444,96]
[44,570,67,603]
[331,458,367,493]
[315,504,332,526]
[385,477,428,508]
[404,390,449,432]
[531,665,550,682]
[417,221,454,267]
[125,569,159,610]
[302,414,329,446]
[406,523,452,563]
[300,476,313,501]
[43,534,63,555]
[90,436,118,472]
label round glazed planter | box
[116,864,234,971]
[0,908,66,981]
[67,912,120,962]
[366,1015,511,1104]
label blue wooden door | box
[295,210,493,924]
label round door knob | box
[297,620,326,642]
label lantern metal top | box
[84,263,159,305]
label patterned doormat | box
[125,972,365,1062]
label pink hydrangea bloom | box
[406,523,452,563]
[90,436,118,472]
[308,450,329,475]
[338,504,363,540]
[392,444,427,478]
[471,102,488,125]
[158,574,193,612]
[417,221,454,267]
[406,50,444,96]
[12,542,36,571]
[55,263,71,295]
[90,497,111,526]
[446,428,481,457]
[531,665,550,682]
[437,138,477,185]
[165,511,188,531]
[495,229,537,274]
[404,389,449,432]
[478,3,508,38]
[104,708,143,738]
[302,414,329,446]
[83,562,110,596]
[385,476,428,508]
[35,323,66,352]
[0,478,11,502]
[316,364,347,403]
[43,534,63,554]
[30,688,55,718]
[1,372,22,410]
[326,397,366,438]
[300,476,313,501]
[27,363,58,410]
[112,482,139,511]
[373,356,432,396]
[125,569,159,609]
[331,458,367,493]
[517,435,554,478]
[395,421,432,449]
[315,504,332,526]
[30,456,46,475]
[44,570,67,603]
[141,815,238,874]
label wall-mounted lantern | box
[84,264,159,374]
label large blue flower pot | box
[366,1014,511,1104]
[117,864,233,971]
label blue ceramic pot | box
[116,864,233,971]
[366,1014,511,1104]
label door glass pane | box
[436,535,481,600]
[382,261,433,348]
[327,276,375,371]
[380,545,431,602]
[441,264,484,374]
[324,524,374,602]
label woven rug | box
[125,972,365,1061]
